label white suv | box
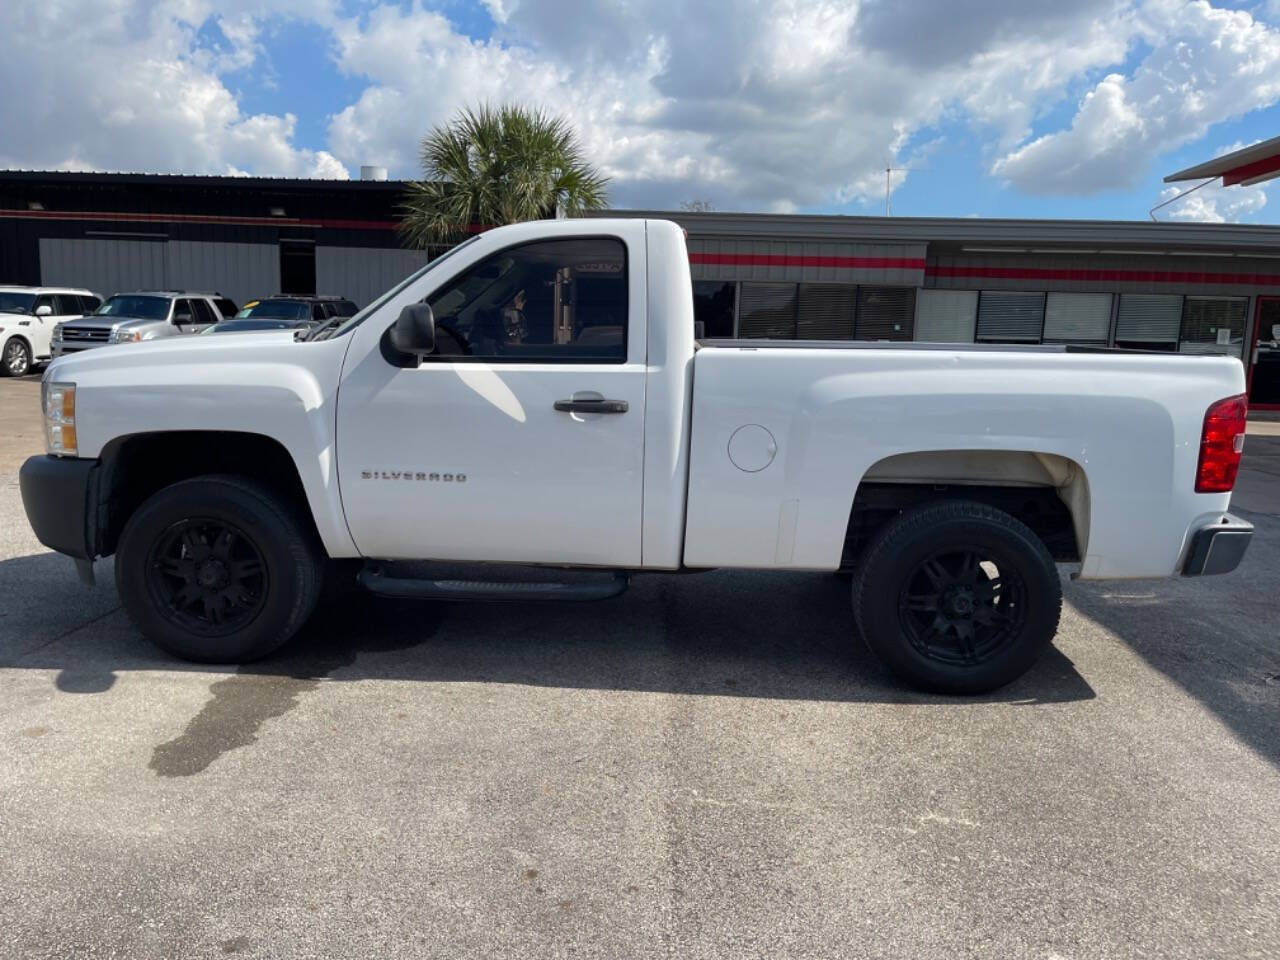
[0,286,102,376]
[52,291,237,357]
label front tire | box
[1,338,31,377]
[852,500,1062,694]
[115,475,324,663]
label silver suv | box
[52,291,238,356]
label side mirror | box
[386,303,435,366]
[34,305,52,317]
[1272,323,1280,341]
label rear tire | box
[2,338,31,377]
[115,475,324,663]
[851,500,1061,694]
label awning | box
[1165,134,1280,187]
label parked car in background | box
[52,291,237,356]
[236,295,358,327]
[0,286,101,376]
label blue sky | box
[3,0,1280,223]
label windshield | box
[96,295,170,320]
[315,235,484,341]
[237,300,309,321]
[0,292,36,314]
[204,319,297,333]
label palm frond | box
[400,103,610,247]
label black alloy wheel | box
[115,475,323,663]
[145,518,269,636]
[898,549,1028,666]
[851,500,1061,694]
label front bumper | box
[19,454,98,560]
[1182,514,1253,576]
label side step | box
[358,567,630,602]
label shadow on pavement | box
[0,550,1095,715]
[1064,504,1280,768]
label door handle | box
[554,398,629,414]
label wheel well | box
[842,450,1090,568]
[93,431,318,558]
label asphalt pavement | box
[1,374,1277,959]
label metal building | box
[604,210,1280,410]
[1,171,1278,408]
[0,170,430,309]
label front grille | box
[59,326,111,342]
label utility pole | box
[885,166,907,216]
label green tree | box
[400,104,609,248]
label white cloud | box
[0,0,348,178]
[5,0,1280,213]
[325,0,1141,209]
[1156,180,1269,222]
[993,1,1280,193]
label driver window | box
[173,299,195,325]
[426,237,627,362]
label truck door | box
[336,233,647,566]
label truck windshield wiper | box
[301,316,342,341]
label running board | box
[358,568,630,602]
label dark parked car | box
[235,295,358,325]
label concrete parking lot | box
[1,373,1277,959]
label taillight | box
[1195,393,1248,493]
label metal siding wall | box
[39,237,167,296]
[927,252,1276,298]
[167,240,279,307]
[315,246,430,309]
[686,236,925,285]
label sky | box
[4,0,1280,223]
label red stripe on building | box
[0,208,400,230]
[689,252,926,270]
[926,264,1280,287]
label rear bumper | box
[18,454,98,560]
[1181,514,1253,576]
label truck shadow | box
[0,552,1093,708]
[1062,503,1280,769]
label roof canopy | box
[1165,134,1280,187]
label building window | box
[738,282,798,339]
[692,281,737,338]
[976,291,1045,342]
[1042,292,1112,345]
[1114,294,1181,351]
[797,283,856,339]
[915,290,978,343]
[856,286,915,341]
[1180,297,1248,357]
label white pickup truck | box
[19,219,1253,693]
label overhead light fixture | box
[1028,248,1098,254]
[269,207,286,217]
[27,201,44,211]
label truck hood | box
[47,329,301,380]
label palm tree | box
[400,104,609,248]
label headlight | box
[52,322,65,339]
[43,381,77,457]
[110,328,142,344]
